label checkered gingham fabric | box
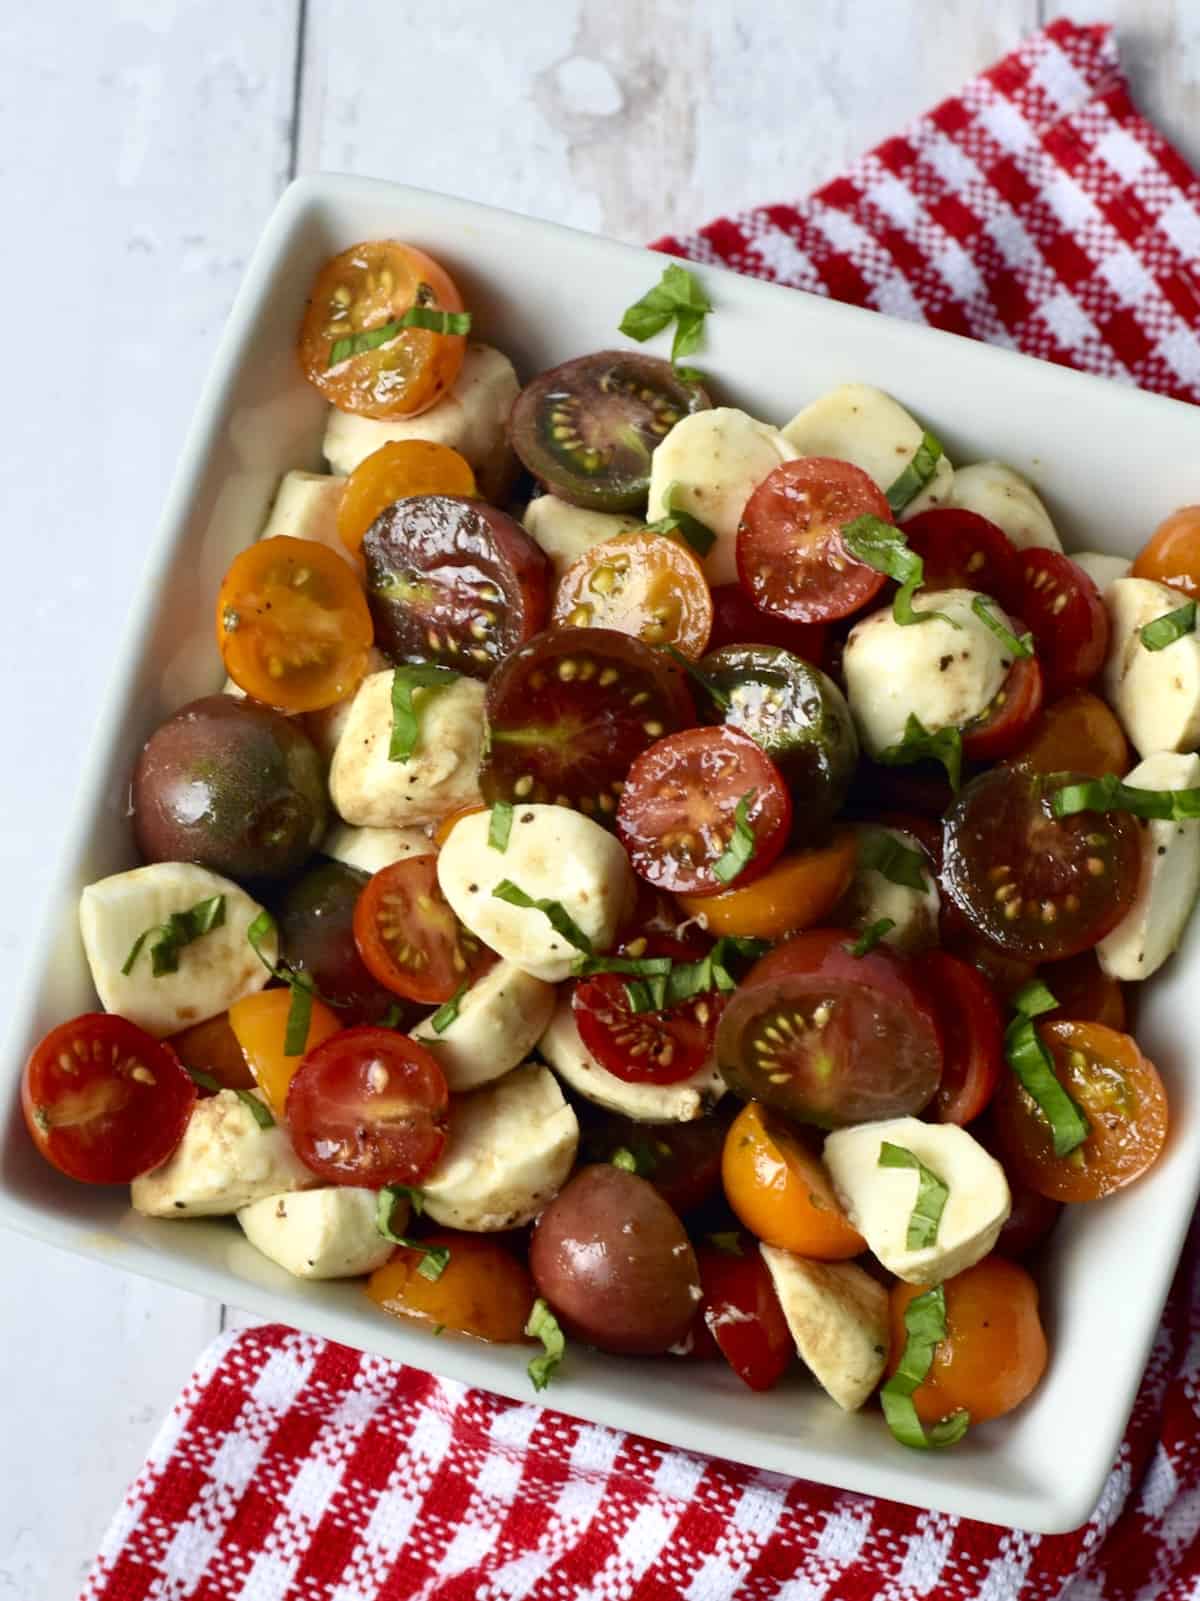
[82,19,1200,1601]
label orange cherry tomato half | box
[227,988,342,1118]
[337,440,476,557]
[992,1020,1168,1202]
[1011,689,1130,779]
[888,1258,1047,1424]
[168,1013,254,1092]
[366,1232,536,1343]
[721,1101,865,1259]
[1132,505,1200,598]
[298,240,466,419]
[433,804,486,848]
[552,530,714,659]
[677,830,858,939]
[353,855,496,1005]
[216,536,374,712]
[22,1014,196,1184]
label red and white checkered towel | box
[82,20,1200,1600]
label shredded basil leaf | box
[846,918,896,957]
[841,516,954,628]
[329,306,471,364]
[713,791,758,885]
[245,909,343,1043]
[387,1184,426,1217]
[488,801,514,852]
[185,1068,222,1094]
[247,909,277,965]
[644,480,717,557]
[184,1068,274,1128]
[389,665,461,763]
[885,430,944,516]
[581,935,767,1016]
[880,1285,970,1450]
[1005,983,1090,1158]
[525,1297,566,1391]
[707,1232,744,1256]
[877,713,963,792]
[430,981,469,1035]
[1012,978,1058,1019]
[618,263,712,370]
[492,880,593,954]
[661,643,731,709]
[878,1142,949,1249]
[859,829,928,892]
[380,1002,407,1029]
[1140,601,1197,651]
[283,980,314,1057]
[375,1188,450,1280]
[1052,773,1200,822]
[610,1147,638,1172]
[122,894,227,977]
[972,596,1034,658]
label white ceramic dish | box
[3,174,1198,1534]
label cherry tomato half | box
[1013,549,1108,697]
[617,727,792,896]
[286,1026,449,1187]
[918,951,1003,1125]
[366,1232,535,1342]
[277,861,404,1026]
[216,536,374,713]
[938,900,1038,1006]
[677,831,858,940]
[578,1108,727,1217]
[168,1014,254,1092]
[228,988,342,1119]
[1132,505,1200,597]
[337,441,476,556]
[572,970,721,1086]
[902,507,1020,605]
[353,856,495,1006]
[960,652,1044,763]
[991,1020,1167,1202]
[553,530,714,659]
[737,458,893,623]
[721,1101,864,1258]
[1041,950,1127,1032]
[942,766,1142,961]
[698,1241,794,1391]
[707,583,828,661]
[22,1014,196,1184]
[298,240,466,419]
[1010,689,1130,780]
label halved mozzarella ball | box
[303,646,391,762]
[237,1186,396,1279]
[522,496,643,580]
[1071,551,1131,591]
[539,994,724,1122]
[329,670,485,829]
[436,804,632,982]
[1097,751,1200,980]
[823,1116,1010,1286]
[420,1062,579,1231]
[411,960,557,1091]
[646,407,797,585]
[842,588,1013,757]
[258,470,352,565]
[758,1246,889,1412]
[79,863,274,1039]
[836,825,939,954]
[131,1090,317,1217]
[321,821,433,876]
[944,462,1061,551]
[1102,577,1200,758]
[780,383,953,518]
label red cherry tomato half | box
[737,458,893,623]
[286,1026,449,1186]
[707,583,828,662]
[617,726,792,896]
[961,651,1045,763]
[1013,549,1109,697]
[21,1014,196,1184]
[918,950,1003,1125]
[902,508,1020,606]
[698,1241,794,1391]
[579,1108,729,1217]
[938,899,1038,1005]
[572,971,722,1086]
[353,855,496,1005]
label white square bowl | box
[3,174,1198,1536]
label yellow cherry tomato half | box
[216,536,374,713]
[298,240,466,419]
[678,829,857,939]
[721,1102,865,1259]
[552,530,714,659]
[227,988,342,1119]
[366,1233,536,1343]
[337,440,477,557]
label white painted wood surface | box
[1,1,1197,1593]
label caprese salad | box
[22,238,1200,1453]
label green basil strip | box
[878,1141,949,1249]
[877,714,963,793]
[841,516,955,628]
[972,596,1034,658]
[283,978,314,1057]
[488,801,514,852]
[492,880,593,954]
[380,1002,407,1030]
[185,1068,222,1094]
[885,430,944,517]
[713,790,758,885]
[396,305,472,335]
[329,307,471,364]
[707,1231,744,1256]
[846,918,896,958]
[430,981,470,1035]
[1141,601,1197,651]
[1005,1014,1090,1158]
[625,975,668,1013]
[859,829,928,892]
[390,665,462,763]
[122,894,227,977]
[661,643,731,708]
[576,954,673,981]
[184,1068,274,1128]
[618,263,712,363]
[375,1188,450,1280]
[645,481,717,557]
[525,1297,567,1391]
[1012,978,1059,1019]
[880,1285,970,1450]
[1051,773,1200,822]
[387,1184,426,1217]
[611,936,768,1015]
[610,1147,638,1172]
[246,909,277,969]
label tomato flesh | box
[286,1026,449,1186]
[367,1232,535,1342]
[1011,689,1130,779]
[698,1242,794,1391]
[617,726,792,896]
[353,856,495,1005]
[22,1014,196,1184]
[338,441,476,556]
[1013,549,1108,697]
[1132,506,1200,596]
[707,584,828,661]
[960,652,1044,763]
[553,530,713,659]
[572,971,721,1086]
[918,951,1003,1125]
[902,508,1020,606]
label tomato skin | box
[572,972,720,1086]
[168,1014,254,1092]
[737,458,893,623]
[1011,689,1130,780]
[902,508,1020,606]
[22,1015,196,1184]
[338,441,476,556]
[366,1232,535,1343]
[553,530,714,659]
[960,653,1044,763]
[991,1020,1168,1202]
[285,1027,449,1187]
[677,832,858,940]
[1014,549,1109,697]
[994,1171,1062,1258]
[919,951,1003,1126]
[708,583,828,661]
[353,856,495,1006]
[227,989,342,1118]
[721,1102,864,1259]
[938,900,1037,1004]
[617,726,793,896]
[1041,950,1127,1032]
[698,1242,794,1391]
[1131,506,1200,597]
[888,1259,1047,1424]
[579,1108,727,1216]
